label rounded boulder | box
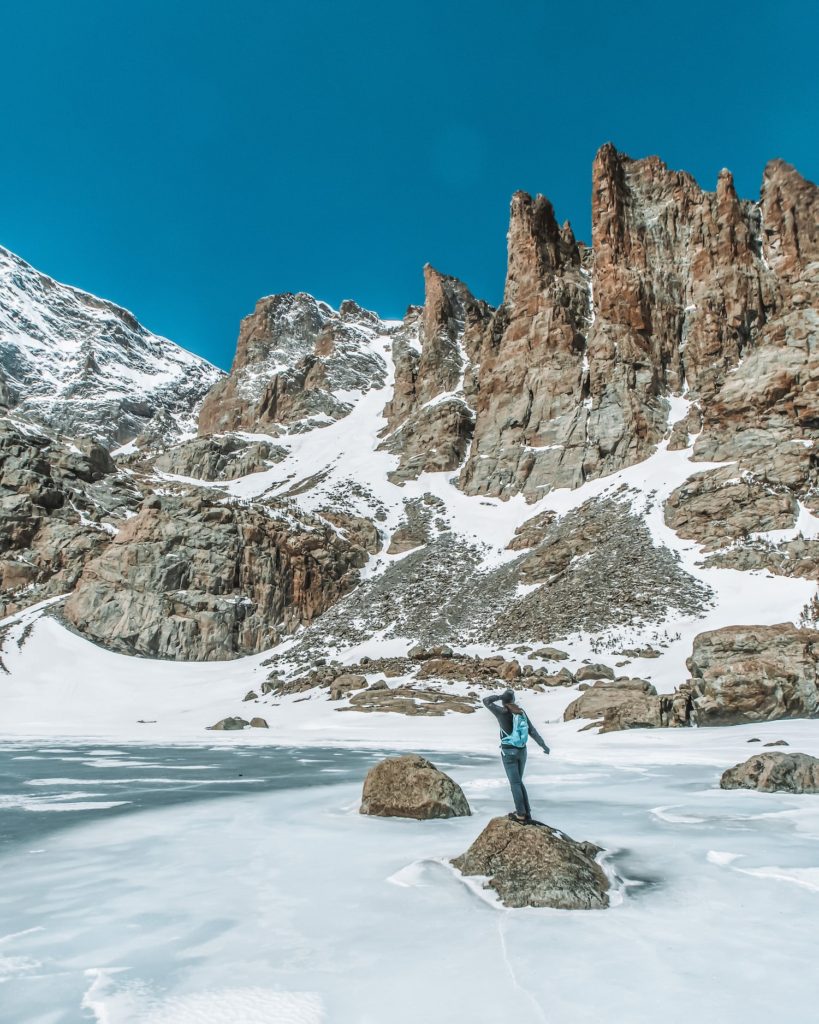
[359,754,471,819]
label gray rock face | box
[198,294,391,435]
[687,624,819,725]
[720,752,819,793]
[359,754,470,818]
[0,420,142,616]
[63,495,369,661]
[153,434,286,481]
[0,245,222,447]
[452,816,610,909]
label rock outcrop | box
[564,679,664,733]
[452,817,610,909]
[342,686,477,716]
[452,146,817,502]
[63,495,369,660]
[0,420,142,616]
[198,294,391,435]
[378,265,493,483]
[359,754,470,818]
[720,752,819,793]
[685,624,819,725]
[153,434,286,481]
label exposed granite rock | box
[342,686,477,716]
[0,421,142,616]
[720,752,819,793]
[702,536,819,579]
[489,497,713,644]
[507,511,558,551]
[416,654,521,684]
[455,146,809,501]
[457,191,590,499]
[564,679,661,733]
[199,294,391,435]
[452,816,610,909]
[378,266,492,483]
[359,754,470,818]
[63,495,369,660]
[686,623,819,724]
[153,434,286,481]
[530,646,569,660]
[318,510,381,555]
[329,673,368,700]
[665,465,799,550]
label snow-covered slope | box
[0,245,223,446]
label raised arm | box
[482,693,506,722]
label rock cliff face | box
[0,246,222,447]
[457,147,817,503]
[63,495,370,660]
[0,419,142,617]
[0,143,816,670]
[198,293,392,435]
[378,264,492,482]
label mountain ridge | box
[0,143,817,745]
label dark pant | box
[501,745,530,817]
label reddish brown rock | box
[199,294,390,435]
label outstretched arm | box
[527,719,550,754]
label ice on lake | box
[1,743,818,1023]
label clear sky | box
[1,1,816,369]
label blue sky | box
[1,1,816,369]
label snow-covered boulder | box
[452,817,610,909]
[720,752,819,793]
[359,755,470,819]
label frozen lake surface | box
[1,741,818,1023]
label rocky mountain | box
[198,292,392,436]
[1,143,817,734]
[0,245,223,447]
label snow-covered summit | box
[0,244,223,447]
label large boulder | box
[452,817,610,909]
[564,679,661,732]
[687,624,819,725]
[576,663,615,682]
[720,752,819,793]
[359,755,470,819]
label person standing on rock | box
[483,689,549,824]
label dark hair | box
[500,689,515,704]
